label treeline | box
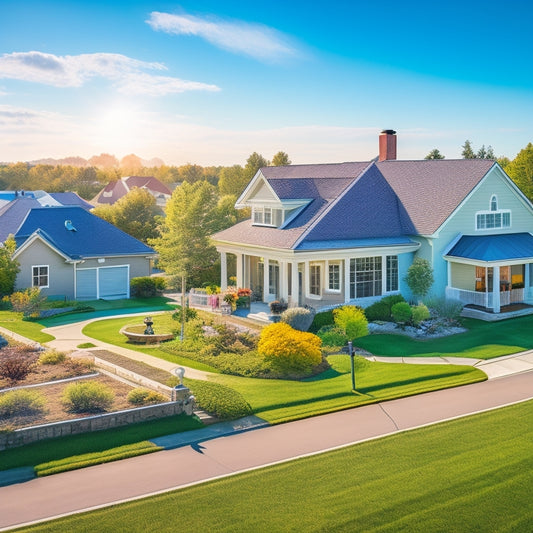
[0,151,291,201]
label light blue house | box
[212,131,533,316]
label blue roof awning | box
[446,233,533,262]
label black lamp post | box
[348,341,356,392]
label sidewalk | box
[1,370,533,530]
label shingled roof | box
[213,158,498,250]
[14,206,155,259]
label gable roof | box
[91,176,172,206]
[376,159,495,235]
[14,206,155,259]
[213,158,503,251]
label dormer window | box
[252,206,279,227]
[476,195,511,230]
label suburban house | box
[212,130,533,315]
[91,176,172,207]
[2,204,155,300]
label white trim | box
[235,171,280,208]
[13,232,71,261]
[31,264,49,289]
[325,260,341,293]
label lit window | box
[32,265,49,288]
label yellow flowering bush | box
[258,322,322,374]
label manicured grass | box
[0,414,203,472]
[16,400,533,532]
[211,355,486,423]
[356,314,533,359]
[82,314,218,373]
[34,441,162,477]
[0,311,54,343]
[39,297,177,327]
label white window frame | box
[32,265,49,288]
[326,261,341,293]
[252,206,278,227]
[476,195,511,230]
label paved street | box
[1,370,533,531]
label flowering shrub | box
[258,322,322,374]
[333,306,368,340]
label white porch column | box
[236,253,243,289]
[263,258,270,302]
[525,264,531,298]
[344,258,351,303]
[381,255,387,296]
[291,262,299,306]
[280,261,289,302]
[493,266,500,313]
[220,251,228,291]
[304,260,310,299]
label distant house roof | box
[14,206,155,259]
[446,233,533,262]
[50,192,93,210]
[91,176,172,206]
[0,197,41,242]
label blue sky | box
[1,0,532,165]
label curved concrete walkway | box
[40,313,214,381]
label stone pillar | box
[220,251,228,291]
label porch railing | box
[446,287,524,309]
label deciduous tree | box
[505,143,533,201]
[271,151,291,166]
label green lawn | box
[0,311,54,343]
[211,355,486,423]
[0,414,203,472]
[356,314,533,359]
[15,399,533,533]
[82,314,218,373]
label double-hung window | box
[328,263,341,292]
[476,195,511,230]
[252,207,274,226]
[32,265,49,288]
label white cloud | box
[147,11,299,62]
[0,51,220,95]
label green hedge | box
[184,378,253,420]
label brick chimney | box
[379,129,397,161]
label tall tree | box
[505,143,533,201]
[152,181,222,287]
[462,140,476,159]
[424,149,445,160]
[271,151,291,166]
[244,152,269,183]
[179,164,205,184]
[0,237,19,297]
[218,165,246,197]
[92,188,161,243]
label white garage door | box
[99,266,129,300]
[76,265,129,300]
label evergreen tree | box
[271,151,291,166]
[424,149,445,160]
[462,140,476,159]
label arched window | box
[476,194,510,230]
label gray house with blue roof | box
[212,130,533,315]
[11,206,155,300]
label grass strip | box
[34,442,162,476]
[14,400,533,533]
[0,413,203,472]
